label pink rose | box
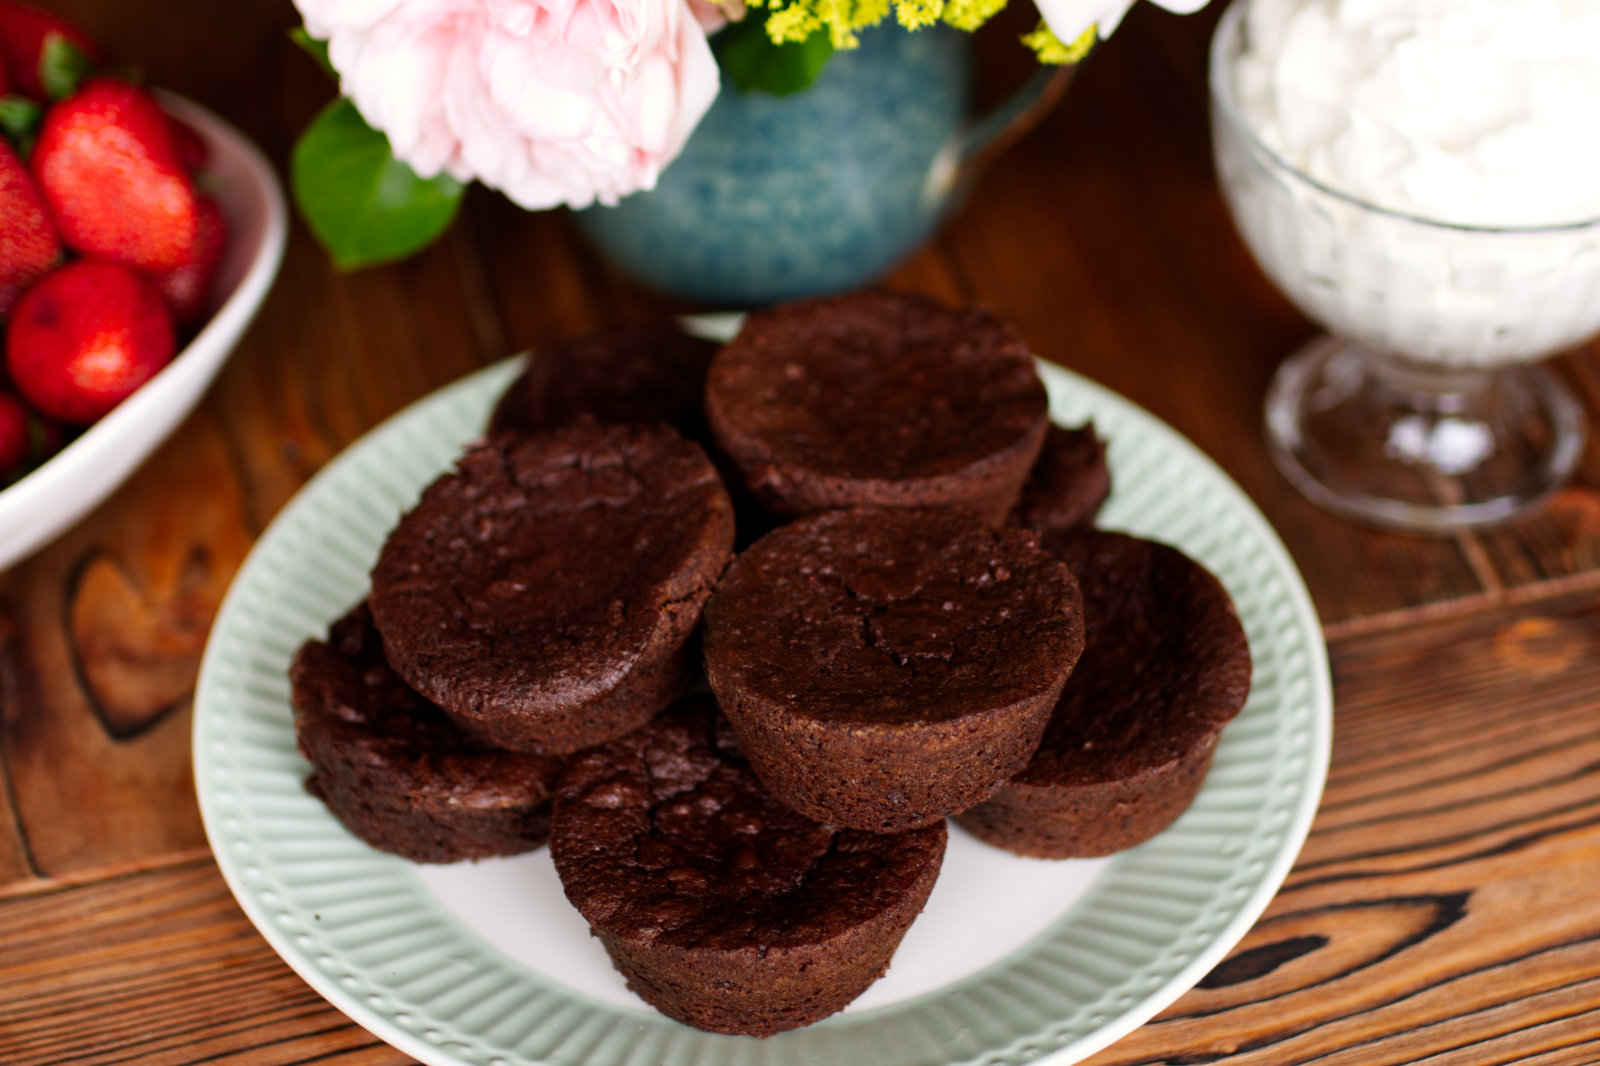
[295,0,721,209]
[1034,0,1209,43]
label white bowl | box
[0,91,287,571]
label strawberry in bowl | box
[33,76,208,273]
[8,260,176,424]
[0,136,57,316]
[0,1,286,568]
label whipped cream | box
[1233,0,1600,228]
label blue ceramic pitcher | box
[573,23,1067,307]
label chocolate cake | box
[487,322,779,550]
[550,699,946,1037]
[368,423,735,754]
[702,506,1085,833]
[487,323,718,443]
[956,529,1252,858]
[1007,423,1111,533]
[290,602,565,863]
[704,290,1049,523]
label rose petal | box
[294,0,720,208]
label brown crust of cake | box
[956,529,1252,858]
[952,733,1221,859]
[1007,422,1111,534]
[368,423,735,754]
[704,290,1048,523]
[550,700,946,1036]
[702,507,1084,833]
[290,602,565,863]
[487,323,718,443]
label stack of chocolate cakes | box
[289,290,1252,1038]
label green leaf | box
[290,28,336,79]
[0,95,42,154]
[716,12,833,96]
[291,98,464,271]
[38,32,94,101]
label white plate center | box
[413,824,1111,1013]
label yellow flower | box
[1022,21,1097,64]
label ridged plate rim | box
[194,355,1331,1066]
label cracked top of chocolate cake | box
[703,291,1049,521]
[368,423,734,741]
[1022,528,1252,786]
[551,699,946,951]
[487,323,718,443]
[702,506,1083,727]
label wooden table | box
[5,1,1600,1063]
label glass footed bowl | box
[1208,0,1598,533]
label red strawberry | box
[33,77,197,273]
[0,1,98,100]
[153,192,227,327]
[0,135,57,317]
[7,260,175,424]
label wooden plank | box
[1476,346,1600,591]
[883,239,971,308]
[943,6,1489,628]
[5,2,1594,1063]
[8,592,1600,1064]
[203,227,497,530]
[0,408,249,879]
[0,859,410,1066]
[0,731,35,888]
[1081,588,1600,1066]
[0,580,38,888]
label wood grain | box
[3,0,1600,1062]
[0,407,250,881]
[0,859,409,1066]
[6,591,1598,1065]
[0,690,34,884]
[1083,588,1600,1066]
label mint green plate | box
[194,355,1331,1066]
